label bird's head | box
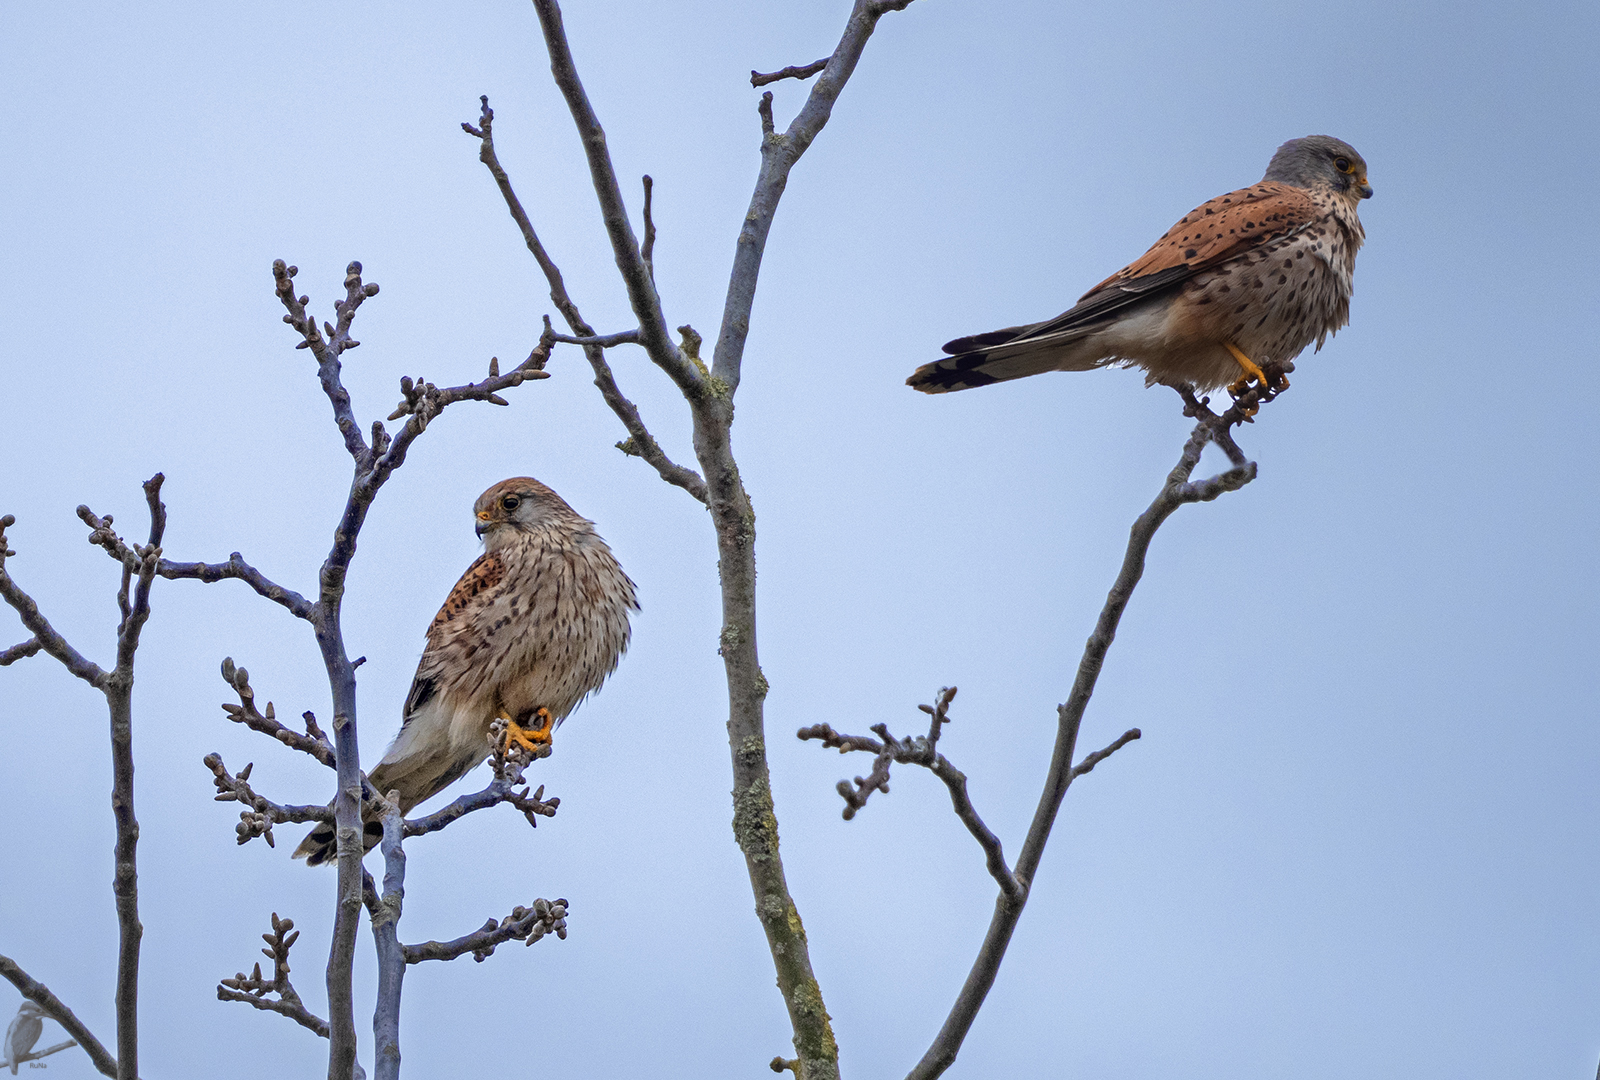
[15,1002,44,1019]
[1263,135,1372,200]
[473,477,577,548]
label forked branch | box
[462,98,707,503]
[217,913,330,1039]
[902,386,1281,1080]
[801,688,1025,901]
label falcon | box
[4,1002,43,1075]
[295,477,638,865]
[907,135,1371,396]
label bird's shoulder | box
[1084,181,1321,298]
[425,549,509,643]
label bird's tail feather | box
[290,750,482,866]
[907,327,1107,394]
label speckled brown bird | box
[294,477,637,865]
[907,136,1371,395]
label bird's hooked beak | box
[1356,174,1373,199]
[475,510,493,539]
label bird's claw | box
[502,707,554,754]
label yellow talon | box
[1224,342,1268,390]
[503,707,554,754]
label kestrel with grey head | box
[295,477,638,864]
[907,136,1372,396]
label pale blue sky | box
[2,2,1596,1077]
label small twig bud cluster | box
[218,657,337,767]
[217,913,329,1038]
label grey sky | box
[2,1,1596,1077]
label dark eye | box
[1334,156,1354,174]
[501,495,520,511]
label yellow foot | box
[502,707,554,754]
[1224,342,1269,394]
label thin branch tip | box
[750,58,830,88]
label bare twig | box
[1071,728,1142,779]
[640,174,657,283]
[0,954,119,1078]
[0,636,41,666]
[402,897,568,964]
[545,325,642,350]
[155,553,314,621]
[217,913,330,1039]
[750,58,829,87]
[527,7,700,396]
[204,753,334,846]
[463,98,707,503]
[79,499,315,621]
[218,658,337,768]
[271,259,375,466]
[0,515,110,689]
[710,0,916,395]
[403,778,558,838]
[800,688,1025,902]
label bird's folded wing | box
[938,182,1320,358]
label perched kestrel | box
[907,136,1371,395]
[295,477,638,865]
[4,1002,43,1075]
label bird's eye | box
[501,495,521,511]
[1334,157,1354,174]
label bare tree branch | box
[168,253,563,1079]
[371,795,405,1080]
[401,897,568,965]
[905,383,1284,1080]
[710,0,916,395]
[218,658,338,768]
[750,59,829,87]
[99,479,168,1080]
[2,481,170,1080]
[402,778,558,839]
[217,913,330,1040]
[640,174,657,283]
[463,98,707,504]
[0,516,109,689]
[800,688,1025,902]
[155,554,314,621]
[527,5,701,397]
[1070,728,1143,780]
[272,260,375,467]
[0,636,41,666]
[546,326,642,349]
[75,501,317,622]
[0,954,119,1078]
[519,3,920,1076]
[204,753,335,847]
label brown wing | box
[424,550,506,644]
[1082,182,1319,296]
[932,182,1321,370]
[402,550,506,716]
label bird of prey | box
[907,136,1371,396]
[295,477,638,865]
[4,1002,43,1075]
